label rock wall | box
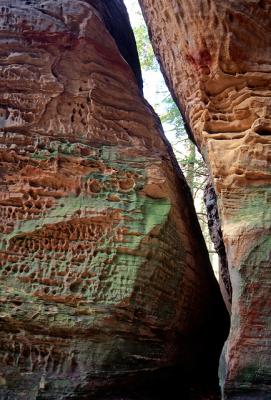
[138,0,271,398]
[0,1,228,398]
[204,179,232,313]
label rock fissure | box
[0,1,228,399]
[138,0,271,398]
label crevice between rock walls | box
[86,0,143,92]
[204,178,232,313]
[137,0,271,397]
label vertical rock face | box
[0,1,228,398]
[139,0,271,398]
[204,180,232,313]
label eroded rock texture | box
[0,1,228,398]
[139,0,271,398]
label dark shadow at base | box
[73,366,221,400]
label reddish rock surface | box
[0,1,228,398]
[139,0,271,398]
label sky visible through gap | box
[123,0,219,276]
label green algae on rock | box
[0,0,228,398]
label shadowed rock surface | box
[86,0,143,92]
[138,0,271,398]
[0,0,228,399]
[204,179,231,313]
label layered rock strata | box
[139,0,271,398]
[0,1,227,398]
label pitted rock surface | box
[138,0,271,397]
[0,1,228,398]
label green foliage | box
[160,96,185,136]
[134,24,158,71]
[159,95,208,197]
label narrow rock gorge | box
[0,1,228,399]
[139,0,271,398]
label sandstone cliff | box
[0,1,228,398]
[139,0,271,398]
